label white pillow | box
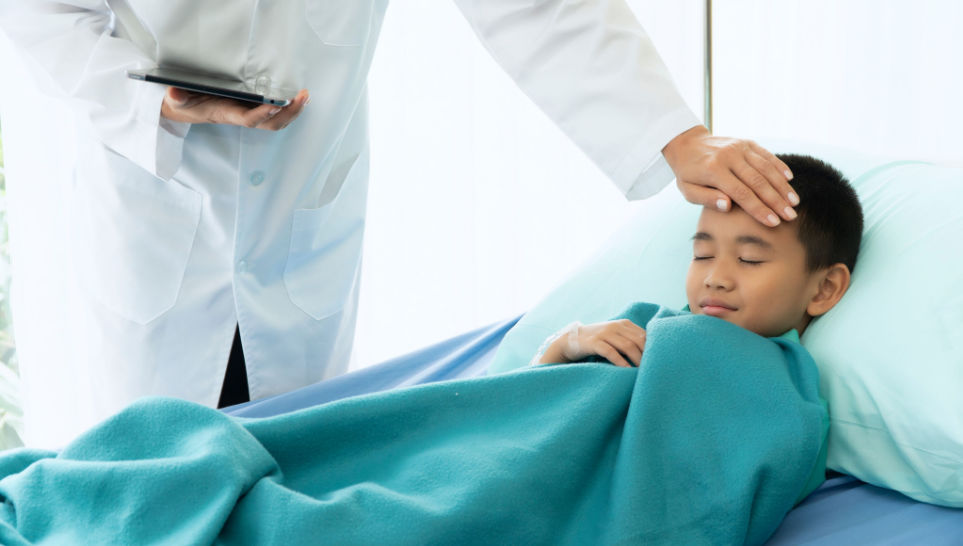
[489,140,963,506]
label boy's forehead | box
[695,206,800,249]
[696,206,763,234]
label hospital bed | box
[181,6,963,536]
[217,120,963,543]
[225,317,963,545]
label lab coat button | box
[237,260,248,273]
[250,171,265,186]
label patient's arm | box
[536,320,646,368]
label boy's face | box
[685,206,822,337]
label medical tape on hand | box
[564,321,582,358]
[530,320,583,366]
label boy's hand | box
[541,320,647,368]
[161,87,310,130]
[663,125,799,228]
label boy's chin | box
[707,314,780,337]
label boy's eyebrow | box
[691,232,774,249]
[735,235,774,249]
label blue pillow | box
[489,140,963,507]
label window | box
[0,120,24,450]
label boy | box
[535,153,863,367]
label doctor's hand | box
[161,87,310,130]
[538,320,646,368]
[662,125,798,228]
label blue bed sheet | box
[225,316,519,419]
[767,473,963,545]
[224,317,963,544]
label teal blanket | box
[0,304,827,545]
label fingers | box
[595,344,633,368]
[233,102,286,127]
[677,179,731,213]
[248,89,310,131]
[746,142,799,215]
[664,128,803,229]
[161,87,310,130]
[729,161,790,226]
[613,333,643,366]
[162,87,218,121]
[723,142,798,225]
[591,320,646,367]
[166,86,190,106]
[166,86,214,108]
[748,141,797,203]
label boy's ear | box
[807,263,851,317]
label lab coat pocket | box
[71,154,203,325]
[283,205,364,321]
[305,0,375,46]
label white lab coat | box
[0,0,699,447]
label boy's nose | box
[703,268,734,291]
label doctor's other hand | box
[538,320,646,368]
[662,125,798,228]
[161,87,310,130]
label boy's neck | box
[794,315,813,337]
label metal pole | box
[704,0,713,133]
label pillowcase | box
[488,140,963,507]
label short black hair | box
[777,153,863,273]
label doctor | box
[0,1,797,447]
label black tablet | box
[127,67,297,106]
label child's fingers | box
[617,322,647,342]
[610,334,643,366]
[596,344,632,368]
[614,323,646,361]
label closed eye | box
[693,256,712,261]
[739,258,764,265]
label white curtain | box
[353,0,704,368]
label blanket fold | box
[0,304,827,545]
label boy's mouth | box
[699,298,737,316]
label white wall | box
[352,0,705,368]
[713,0,963,164]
